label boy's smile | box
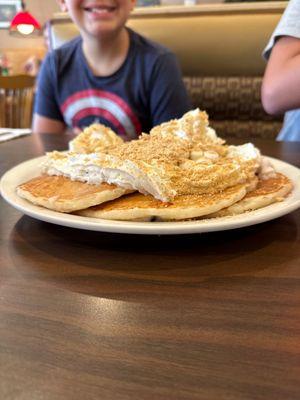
[59,0,136,38]
[83,3,118,19]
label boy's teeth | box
[87,6,114,12]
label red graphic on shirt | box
[61,89,141,139]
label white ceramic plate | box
[1,156,300,235]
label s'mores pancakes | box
[42,110,262,203]
[16,109,294,220]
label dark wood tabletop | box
[0,133,300,400]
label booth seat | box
[47,2,287,139]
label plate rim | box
[1,155,300,235]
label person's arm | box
[32,52,66,134]
[32,114,66,134]
[149,52,191,125]
[262,36,300,115]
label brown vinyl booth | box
[47,2,287,139]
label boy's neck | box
[82,28,130,77]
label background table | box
[1,134,300,400]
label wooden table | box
[1,134,300,400]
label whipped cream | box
[258,156,277,179]
[43,151,176,202]
[69,123,123,154]
[150,108,225,145]
[227,143,261,162]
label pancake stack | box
[17,110,293,221]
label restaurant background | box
[0,0,191,72]
[0,0,284,51]
[0,0,286,134]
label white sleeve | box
[263,0,300,60]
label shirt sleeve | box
[263,0,300,60]
[34,52,64,122]
[149,52,192,125]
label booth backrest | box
[48,2,287,139]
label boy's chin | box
[84,23,123,38]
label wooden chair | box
[0,75,36,128]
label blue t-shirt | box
[34,29,191,139]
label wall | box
[0,0,60,73]
[0,0,60,50]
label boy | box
[33,0,191,139]
[262,0,300,141]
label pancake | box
[17,175,129,213]
[75,182,248,221]
[207,173,293,218]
